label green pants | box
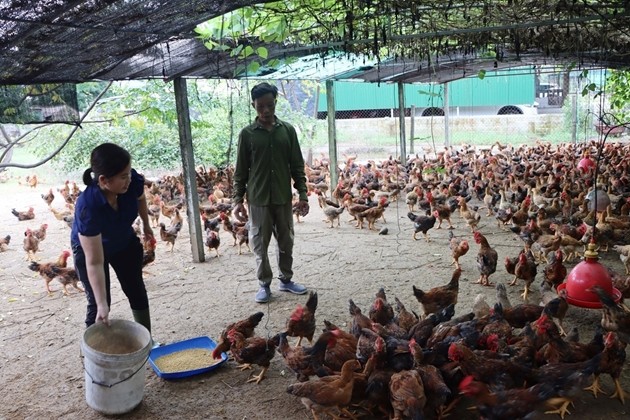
[248,202,295,287]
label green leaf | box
[247,61,261,73]
[242,45,255,58]
[231,45,244,57]
[477,70,486,80]
[257,47,268,59]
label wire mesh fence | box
[226,78,618,167]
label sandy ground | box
[1,174,629,420]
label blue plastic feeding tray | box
[149,336,227,380]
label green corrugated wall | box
[318,69,536,111]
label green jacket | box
[233,117,308,206]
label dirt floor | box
[1,172,630,420]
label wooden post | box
[173,77,204,263]
[398,82,407,161]
[326,80,338,202]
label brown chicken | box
[26,174,38,188]
[368,288,395,326]
[160,200,177,220]
[11,207,35,221]
[474,231,498,286]
[142,236,157,268]
[205,229,220,257]
[458,375,550,419]
[458,197,482,232]
[542,289,570,336]
[0,234,10,251]
[349,299,373,338]
[286,291,318,347]
[534,313,603,365]
[584,332,628,404]
[589,285,630,344]
[510,195,531,228]
[448,230,469,270]
[212,311,265,360]
[286,359,361,419]
[48,265,84,295]
[501,303,545,329]
[322,320,359,372]
[356,197,388,230]
[344,195,371,227]
[389,369,426,420]
[542,249,567,290]
[33,223,48,242]
[234,224,250,255]
[27,250,72,293]
[292,193,309,223]
[41,188,54,206]
[509,250,538,301]
[226,329,276,384]
[147,194,161,227]
[393,297,419,333]
[363,334,395,417]
[49,205,73,222]
[529,352,603,418]
[428,190,454,229]
[219,211,242,245]
[159,222,181,252]
[447,342,532,390]
[275,330,334,382]
[534,234,562,263]
[405,186,422,212]
[23,228,39,261]
[409,338,453,418]
[412,267,460,316]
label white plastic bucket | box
[81,319,151,415]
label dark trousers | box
[72,235,149,327]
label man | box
[233,82,310,303]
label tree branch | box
[0,81,113,170]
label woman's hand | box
[95,301,111,326]
[143,224,154,241]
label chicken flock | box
[4,139,630,419]
[207,140,630,419]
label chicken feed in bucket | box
[81,319,151,415]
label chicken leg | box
[610,378,627,404]
[474,275,493,287]
[237,363,252,371]
[544,397,574,419]
[246,366,268,384]
[584,375,604,398]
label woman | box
[71,143,154,333]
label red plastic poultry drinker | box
[558,243,622,309]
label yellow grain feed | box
[154,348,222,373]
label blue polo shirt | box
[71,169,144,254]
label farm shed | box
[1,0,629,260]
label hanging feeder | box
[577,154,595,173]
[586,188,611,212]
[558,243,622,309]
